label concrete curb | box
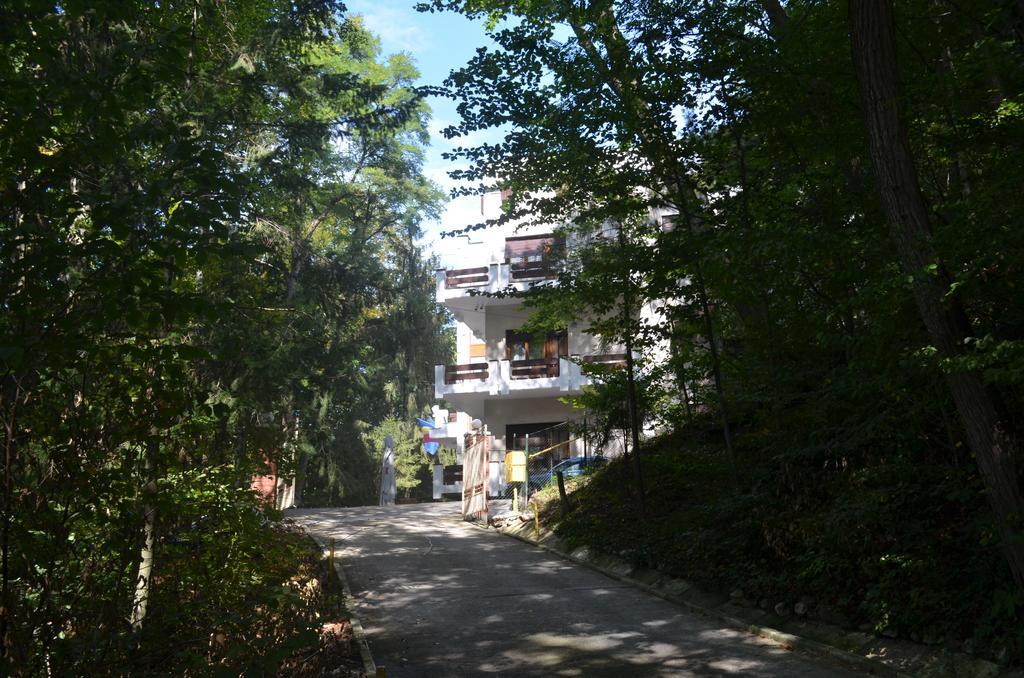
[305,530,377,678]
[488,521,908,677]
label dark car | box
[528,455,607,491]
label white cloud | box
[349,3,430,54]
[424,162,464,192]
[427,118,454,147]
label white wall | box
[568,321,609,356]
[455,309,487,364]
[484,305,528,360]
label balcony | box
[444,266,489,289]
[435,354,627,401]
[435,261,559,307]
[508,357,559,379]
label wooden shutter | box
[543,331,568,358]
[544,333,558,359]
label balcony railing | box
[444,362,489,384]
[435,354,631,400]
[437,262,562,304]
[509,357,560,379]
[582,353,628,369]
[508,261,558,281]
[445,266,490,288]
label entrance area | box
[506,422,570,460]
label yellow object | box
[505,451,527,482]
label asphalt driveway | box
[290,503,864,677]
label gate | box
[462,431,489,519]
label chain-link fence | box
[493,419,609,512]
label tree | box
[426,0,1024,640]
[0,0,448,670]
[847,0,1024,590]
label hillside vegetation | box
[0,1,447,671]
[433,0,1024,665]
[543,426,1020,665]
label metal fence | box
[495,419,605,512]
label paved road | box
[291,504,863,677]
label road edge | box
[304,529,377,677]
[482,520,906,677]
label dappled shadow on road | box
[289,505,848,677]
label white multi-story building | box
[429,191,649,500]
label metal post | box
[583,416,589,466]
[327,538,335,602]
[524,433,530,508]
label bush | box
[10,465,321,676]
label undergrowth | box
[548,431,1023,666]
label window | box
[506,330,568,361]
[661,214,677,233]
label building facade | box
[430,191,638,500]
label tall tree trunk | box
[0,394,16,655]
[675,193,740,486]
[130,439,158,630]
[848,0,1024,590]
[761,0,789,33]
[618,225,647,518]
[568,7,739,487]
[670,323,695,425]
[277,412,300,509]
[692,262,739,485]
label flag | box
[416,417,437,429]
[423,441,440,456]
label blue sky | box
[343,0,499,265]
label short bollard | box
[326,539,335,602]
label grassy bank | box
[537,431,1023,667]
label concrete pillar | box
[432,464,444,500]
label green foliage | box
[0,0,448,671]
[128,469,321,674]
[558,440,1023,662]
[431,0,1024,663]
